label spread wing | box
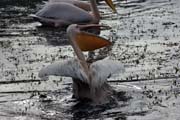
[90,59,125,87]
[38,59,88,82]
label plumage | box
[36,3,93,23]
[39,58,124,88]
[39,59,88,82]
[48,0,91,11]
[90,58,125,87]
[31,0,116,27]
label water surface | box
[0,0,180,119]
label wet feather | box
[39,58,125,87]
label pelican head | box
[67,24,112,81]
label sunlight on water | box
[0,0,180,119]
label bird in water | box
[38,24,125,104]
[48,0,111,11]
[48,0,91,11]
[30,0,117,27]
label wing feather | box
[90,59,125,87]
[38,59,88,82]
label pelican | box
[39,24,125,104]
[48,0,108,11]
[30,0,116,27]
[48,0,91,11]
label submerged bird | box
[39,24,125,104]
[30,0,116,27]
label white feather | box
[39,58,125,87]
[90,59,125,87]
[38,59,88,82]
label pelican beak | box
[78,24,111,30]
[104,0,117,13]
[75,31,111,51]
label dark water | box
[0,0,180,119]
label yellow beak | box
[105,0,117,13]
[75,31,111,51]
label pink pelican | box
[30,0,117,27]
[39,24,125,104]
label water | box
[0,0,180,119]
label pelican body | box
[31,0,116,27]
[39,24,124,104]
[48,0,91,11]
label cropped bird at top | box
[30,0,117,27]
[48,0,113,11]
[39,24,125,104]
[48,0,91,11]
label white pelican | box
[30,0,116,27]
[48,0,91,11]
[39,24,125,104]
[48,0,113,11]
